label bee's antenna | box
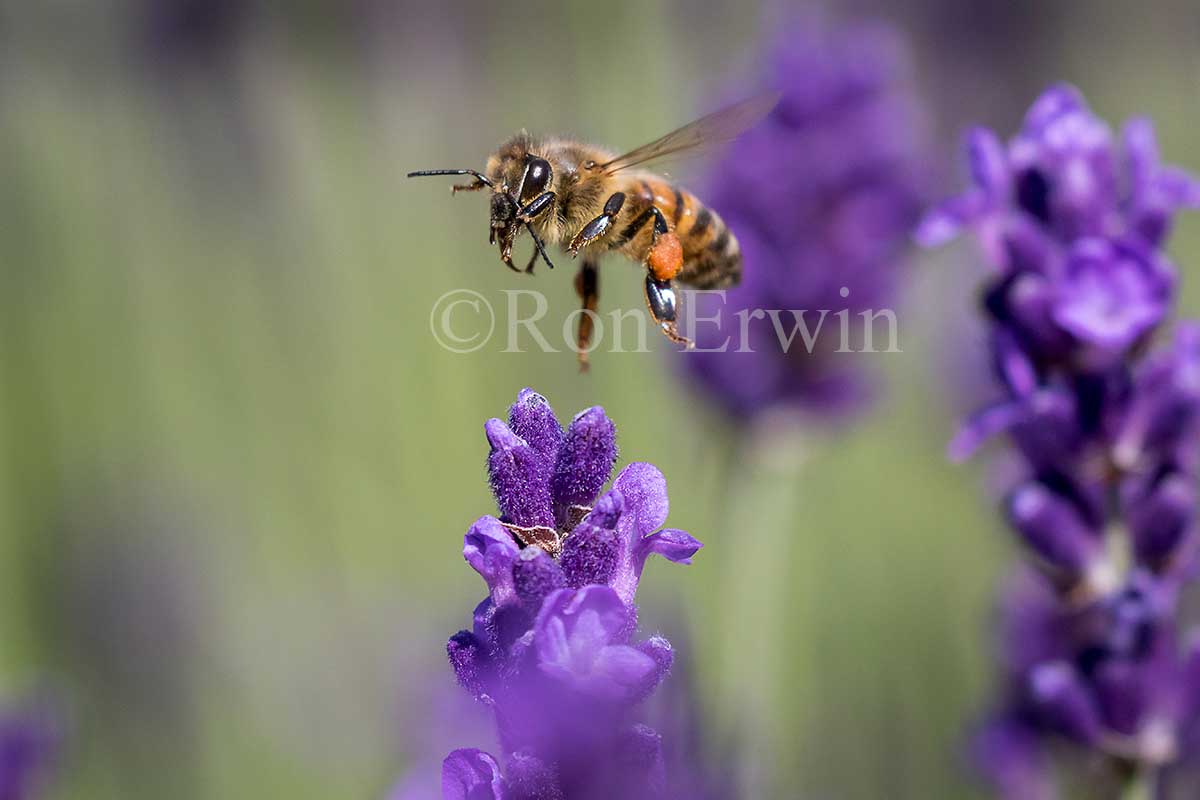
[406,169,494,187]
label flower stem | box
[712,422,809,798]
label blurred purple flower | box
[682,19,928,421]
[923,85,1200,796]
[436,390,703,799]
[920,84,1199,373]
[136,0,247,70]
[919,85,1200,252]
[534,586,657,702]
[0,701,58,800]
[641,624,738,800]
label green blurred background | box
[1,1,1198,797]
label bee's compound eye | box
[521,157,552,201]
[583,160,597,170]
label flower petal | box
[441,748,505,800]
[948,401,1023,462]
[551,406,618,525]
[1127,472,1195,569]
[1123,117,1160,204]
[967,127,1010,197]
[447,630,490,699]
[991,328,1037,398]
[511,547,567,610]
[617,724,666,794]
[632,636,674,702]
[612,463,669,536]
[463,516,519,604]
[508,388,563,465]
[1029,661,1102,745]
[635,528,703,571]
[535,614,574,682]
[1155,167,1200,209]
[914,191,987,247]
[1114,323,1200,467]
[485,419,554,529]
[504,752,562,800]
[534,585,634,688]
[1007,484,1101,579]
[593,645,657,693]
[999,216,1059,276]
[1022,83,1085,135]
[563,585,630,641]
[1051,239,1167,357]
[560,519,620,589]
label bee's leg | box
[497,226,521,272]
[516,191,555,224]
[512,191,557,272]
[639,206,690,347]
[573,259,600,372]
[524,221,555,272]
[452,178,489,194]
[523,248,539,275]
[567,193,626,256]
[644,274,692,347]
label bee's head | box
[482,138,554,267]
[406,135,556,271]
[488,134,553,199]
[487,158,552,239]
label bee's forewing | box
[599,91,780,175]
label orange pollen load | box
[648,232,683,282]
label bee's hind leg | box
[644,274,692,347]
[642,207,691,348]
[573,259,600,372]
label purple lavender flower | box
[682,19,928,421]
[919,85,1200,254]
[136,0,245,70]
[442,390,702,799]
[923,85,1200,796]
[0,701,58,800]
[642,628,739,800]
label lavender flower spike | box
[922,85,1200,797]
[682,18,928,421]
[0,700,59,800]
[435,389,702,799]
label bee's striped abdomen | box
[607,176,742,290]
[670,185,741,290]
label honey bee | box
[408,93,778,368]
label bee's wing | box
[600,91,779,175]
